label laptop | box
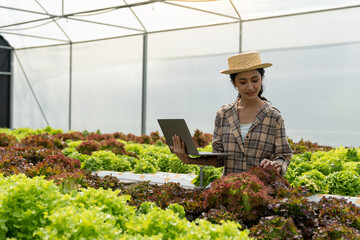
[157,119,229,156]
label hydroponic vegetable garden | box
[1,126,360,239]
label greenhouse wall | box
[70,35,143,134]
[8,7,360,147]
[13,45,70,130]
[146,23,239,135]
[241,7,360,147]
[12,36,143,135]
[260,44,360,148]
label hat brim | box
[220,63,272,74]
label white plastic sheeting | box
[13,45,70,130]
[1,0,360,147]
[146,23,239,133]
[262,43,360,147]
[95,170,198,188]
[2,0,360,48]
[242,7,360,50]
[71,36,143,134]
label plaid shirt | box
[212,100,292,176]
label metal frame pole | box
[141,33,148,135]
[68,42,73,131]
[239,20,242,53]
[0,45,12,50]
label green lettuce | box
[326,170,360,196]
[292,169,327,194]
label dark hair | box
[230,68,268,102]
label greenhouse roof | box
[1,0,360,49]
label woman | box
[171,51,292,176]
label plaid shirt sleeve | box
[212,110,226,167]
[273,116,292,176]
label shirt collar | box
[227,99,270,114]
[226,99,271,126]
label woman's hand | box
[170,134,191,164]
[260,158,282,174]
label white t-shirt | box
[239,123,252,141]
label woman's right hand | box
[170,134,191,164]
[260,158,282,174]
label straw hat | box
[220,51,272,74]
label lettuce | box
[285,161,313,184]
[34,206,120,239]
[326,170,360,196]
[292,169,327,194]
[312,156,343,176]
[82,150,132,172]
[0,174,62,239]
[192,166,223,187]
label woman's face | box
[233,70,262,100]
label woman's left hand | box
[260,158,282,174]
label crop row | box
[1,127,360,239]
[285,147,360,196]
[0,129,219,186]
[0,126,338,187]
[1,127,359,192]
[0,126,333,152]
[2,164,360,239]
[0,174,250,239]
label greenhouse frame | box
[1,0,360,147]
